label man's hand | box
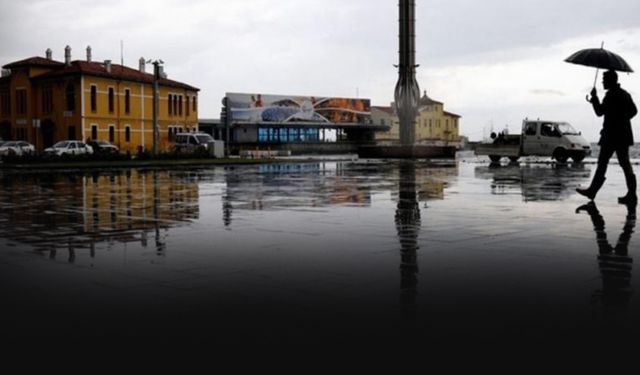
[587,87,599,103]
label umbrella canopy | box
[565,48,633,73]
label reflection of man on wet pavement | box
[576,202,636,306]
[576,70,638,204]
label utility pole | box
[221,96,230,157]
[148,59,163,156]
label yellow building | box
[0,46,199,152]
[373,91,461,145]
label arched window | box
[66,83,75,111]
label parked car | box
[0,141,36,156]
[44,140,94,156]
[87,139,119,154]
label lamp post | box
[147,59,163,156]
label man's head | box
[603,70,619,90]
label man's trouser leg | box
[577,145,613,200]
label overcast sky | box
[2,0,640,141]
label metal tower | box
[394,0,420,146]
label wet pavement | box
[1,154,639,344]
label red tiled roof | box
[2,56,65,69]
[34,60,199,91]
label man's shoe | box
[576,187,595,200]
[576,201,598,214]
[618,194,638,205]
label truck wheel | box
[509,156,520,163]
[571,153,585,163]
[489,155,502,163]
[553,148,568,163]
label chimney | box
[139,57,146,73]
[158,65,167,79]
[86,46,92,62]
[64,45,71,66]
[104,60,112,73]
[45,48,52,60]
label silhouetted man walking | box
[577,70,638,204]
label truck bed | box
[473,143,521,157]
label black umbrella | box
[565,43,633,90]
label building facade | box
[0,47,199,153]
[203,92,388,155]
[373,91,461,145]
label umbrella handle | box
[592,67,600,89]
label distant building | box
[203,92,389,154]
[374,91,461,145]
[0,46,199,152]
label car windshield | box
[52,141,70,148]
[3,141,17,147]
[196,135,213,143]
[557,122,580,135]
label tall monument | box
[394,0,421,146]
[358,0,455,158]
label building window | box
[125,126,131,142]
[42,86,53,114]
[124,89,130,114]
[90,85,97,112]
[173,95,178,116]
[186,97,190,117]
[108,87,114,113]
[68,125,76,140]
[193,96,197,112]
[168,94,173,116]
[16,89,27,115]
[66,83,75,111]
[178,96,183,116]
[91,125,98,140]
[109,125,115,142]
[0,89,10,116]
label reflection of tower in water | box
[395,162,421,318]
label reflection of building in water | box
[577,203,636,307]
[222,163,372,226]
[0,170,199,260]
[391,162,457,204]
[475,164,591,202]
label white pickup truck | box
[474,119,592,163]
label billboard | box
[227,93,371,125]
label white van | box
[174,132,224,157]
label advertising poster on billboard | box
[227,93,371,125]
